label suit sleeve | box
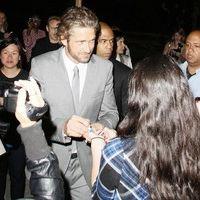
[30,58,71,144]
[97,63,119,129]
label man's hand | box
[90,122,104,132]
[83,124,117,143]
[64,115,90,138]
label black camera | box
[1,82,48,121]
[3,85,20,113]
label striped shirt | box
[92,137,150,200]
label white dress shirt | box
[61,48,88,143]
[62,48,87,100]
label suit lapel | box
[57,48,76,113]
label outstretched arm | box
[15,78,64,199]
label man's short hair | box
[57,6,99,40]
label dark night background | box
[1,0,200,62]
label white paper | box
[0,139,6,155]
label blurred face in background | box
[47,19,60,43]
[174,32,182,43]
[28,16,41,29]
[0,44,20,69]
[116,37,126,55]
[0,11,6,30]
[96,24,114,60]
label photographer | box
[0,36,28,199]
[15,78,64,199]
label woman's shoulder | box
[103,137,135,158]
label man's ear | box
[61,38,67,46]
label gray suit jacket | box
[30,47,119,187]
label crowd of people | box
[0,6,200,200]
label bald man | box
[179,30,200,98]
[95,22,131,123]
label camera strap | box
[26,102,48,121]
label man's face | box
[47,19,60,43]
[117,37,125,55]
[185,31,200,66]
[96,27,114,60]
[62,27,96,64]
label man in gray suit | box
[30,6,119,200]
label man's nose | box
[83,43,92,53]
[7,53,13,58]
[188,45,194,52]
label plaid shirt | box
[92,137,150,200]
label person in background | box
[112,27,133,69]
[0,11,8,41]
[95,22,131,123]
[22,15,46,63]
[163,28,185,64]
[91,54,200,199]
[30,6,118,200]
[179,30,200,98]
[31,16,61,59]
[0,10,12,42]
[0,36,28,200]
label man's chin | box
[79,55,92,63]
[79,58,91,63]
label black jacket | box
[18,121,64,199]
[31,37,62,59]
[110,58,131,123]
[27,151,64,200]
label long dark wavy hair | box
[118,54,200,199]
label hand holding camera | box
[14,77,48,127]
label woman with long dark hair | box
[12,54,200,199]
[91,54,200,199]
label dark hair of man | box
[47,16,60,26]
[57,6,99,40]
[0,35,24,68]
[113,29,124,42]
[117,54,200,199]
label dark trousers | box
[0,144,26,200]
